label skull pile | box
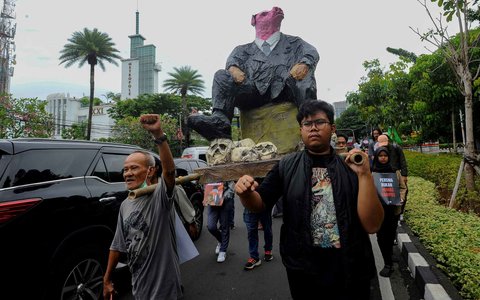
[207,139,278,165]
[206,138,234,165]
[254,142,278,160]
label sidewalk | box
[396,222,463,300]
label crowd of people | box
[101,100,410,300]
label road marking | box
[370,234,395,300]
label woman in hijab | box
[371,147,407,277]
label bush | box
[405,177,480,299]
[404,151,480,212]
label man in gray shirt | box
[103,114,182,299]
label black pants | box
[377,206,400,266]
[286,268,371,300]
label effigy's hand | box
[290,63,309,80]
[228,66,246,84]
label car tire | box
[190,196,204,241]
[47,245,107,300]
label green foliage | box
[79,96,103,107]
[162,66,205,97]
[61,121,87,140]
[108,93,211,121]
[334,105,369,139]
[348,58,413,136]
[59,28,121,71]
[0,95,54,138]
[405,177,480,299]
[386,47,417,63]
[405,151,462,190]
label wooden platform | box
[193,158,281,184]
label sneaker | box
[217,251,226,263]
[264,251,273,262]
[215,243,221,255]
[244,258,261,270]
[379,265,393,277]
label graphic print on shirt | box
[123,210,150,276]
[311,167,341,248]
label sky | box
[9,0,447,103]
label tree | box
[411,0,479,190]
[386,47,418,63]
[335,105,369,139]
[59,28,121,141]
[108,93,211,122]
[79,96,103,107]
[103,91,121,103]
[163,66,205,148]
[61,121,87,140]
[0,95,54,138]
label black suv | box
[0,139,204,300]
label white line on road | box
[370,234,395,300]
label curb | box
[396,224,462,300]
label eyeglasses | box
[301,119,330,129]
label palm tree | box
[59,28,121,140]
[163,66,205,147]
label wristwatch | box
[153,133,168,145]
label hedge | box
[405,176,480,299]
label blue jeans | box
[207,197,234,252]
[243,208,273,260]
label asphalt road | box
[118,197,422,300]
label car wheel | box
[191,196,204,241]
[48,246,106,300]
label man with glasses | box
[235,100,383,300]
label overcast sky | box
[10,0,446,103]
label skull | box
[207,138,234,165]
[234,138,256,148]
[254,142,278,160]
[231,147,260,163]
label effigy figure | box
[188,6,319,141]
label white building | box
[121,11,161,100]
[45,93,115,140]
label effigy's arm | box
[298,38,319,69]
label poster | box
[372,172,401,206]
[203,182,224,206]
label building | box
[332,101,348,119]
[0,0,16,95]
[121,11,161,100]
[46,93,115,140]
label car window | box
[199,153,207,161]
[102,153,128,183]
[1,149,97,188]
[175,161,191,173]
[92,157,109,182]
[197,160,208,168]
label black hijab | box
[372,146,394,173]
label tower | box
[0,0,16,95]
[121,10,161,100]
